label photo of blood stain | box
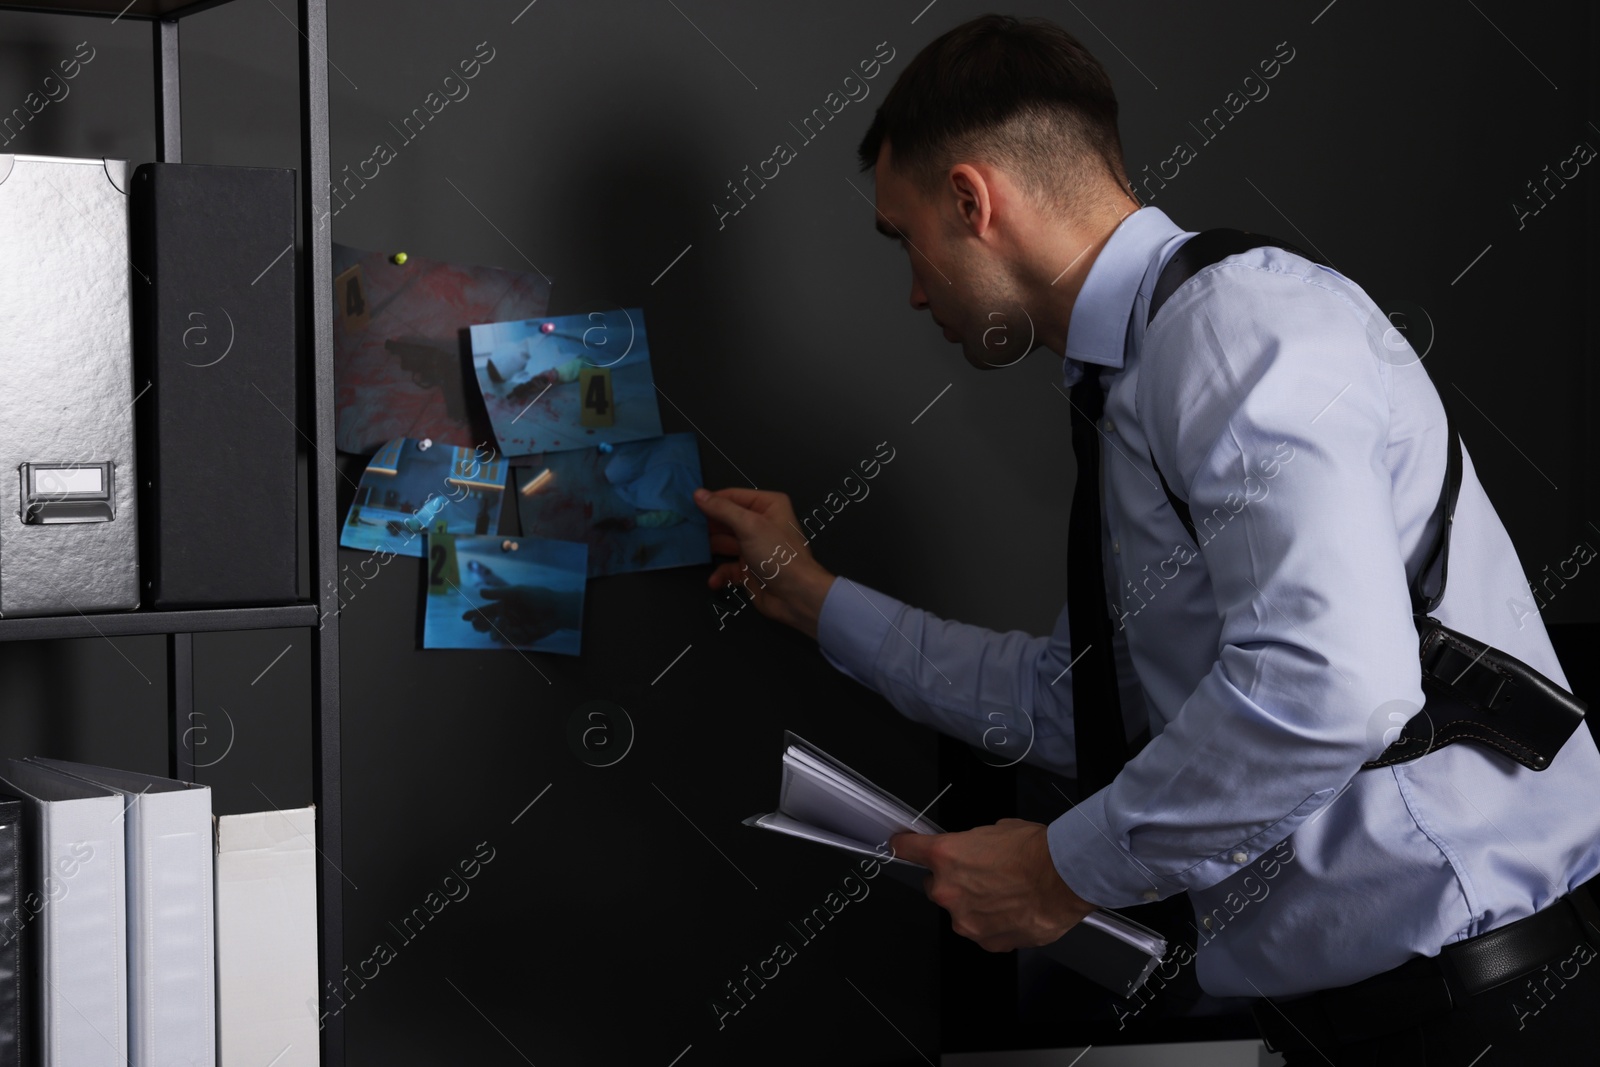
[513,433,708,578]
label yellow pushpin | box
[391,251,408,265]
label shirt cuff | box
[1046,787,1173,909]
[1049,782,1336,908]
[815,577,902,687]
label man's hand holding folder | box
[889,818,1098,953]
[745,731,1168,997]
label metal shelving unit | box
[0,0,343,1062]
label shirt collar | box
[1061,205,1189,386]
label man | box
[692,14,1600,1063]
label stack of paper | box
[744,732,1168,997]
[744,734,943,864]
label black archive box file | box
[131,162,299,607]
[0,792,23,1067]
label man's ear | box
[947,163,993,237]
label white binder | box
[29,760,214,1067]
[0,759,127,1067]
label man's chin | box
[961,337,1034,370]
[938,324,1030,369]
[960,342,998,370]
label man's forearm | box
[813,577,1079,779]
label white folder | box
[216,806,319,1067]
[0,759,127,1067]
[29,760,214,1067]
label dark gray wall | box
[0,1,1594,1064]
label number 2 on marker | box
[426,519,460,595]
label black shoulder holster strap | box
[1141,229,1586,772]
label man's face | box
[871,142,1037,369]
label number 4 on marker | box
[334,263,369,333]
[579,367,615,428]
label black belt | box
[1251,875,1600,1054]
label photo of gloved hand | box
[464,583,582,646]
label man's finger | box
[707,531,742,556]
[887,830,938,867]
[706,561,751,591]
[703,486,779,511]
[693,488,756,534]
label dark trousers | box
[1271,954,1600,1064]
[1256,882,1600,1065]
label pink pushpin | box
[539,321,554,334]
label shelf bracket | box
[154,17,180,162]
[167,631,197,783]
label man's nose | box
[909,274,928,311]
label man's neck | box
[1034,200,1141,358]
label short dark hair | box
[856,15,1128,215]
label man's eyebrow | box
[874,217,901,240]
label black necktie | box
[1067,362,1127,799]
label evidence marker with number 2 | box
[427,518,461,595]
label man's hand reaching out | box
[693,487,836,640]
[889,818,1097,953]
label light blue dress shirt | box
[815,204,1600,998]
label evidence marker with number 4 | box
[579,366,614,428]
[334,263,369,333]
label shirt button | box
[1102,417,1115,433]
[1201,916,1214,930]
[1231,851,1249,864]
[1141,889,1160,902]
[1112,538,1120,554]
